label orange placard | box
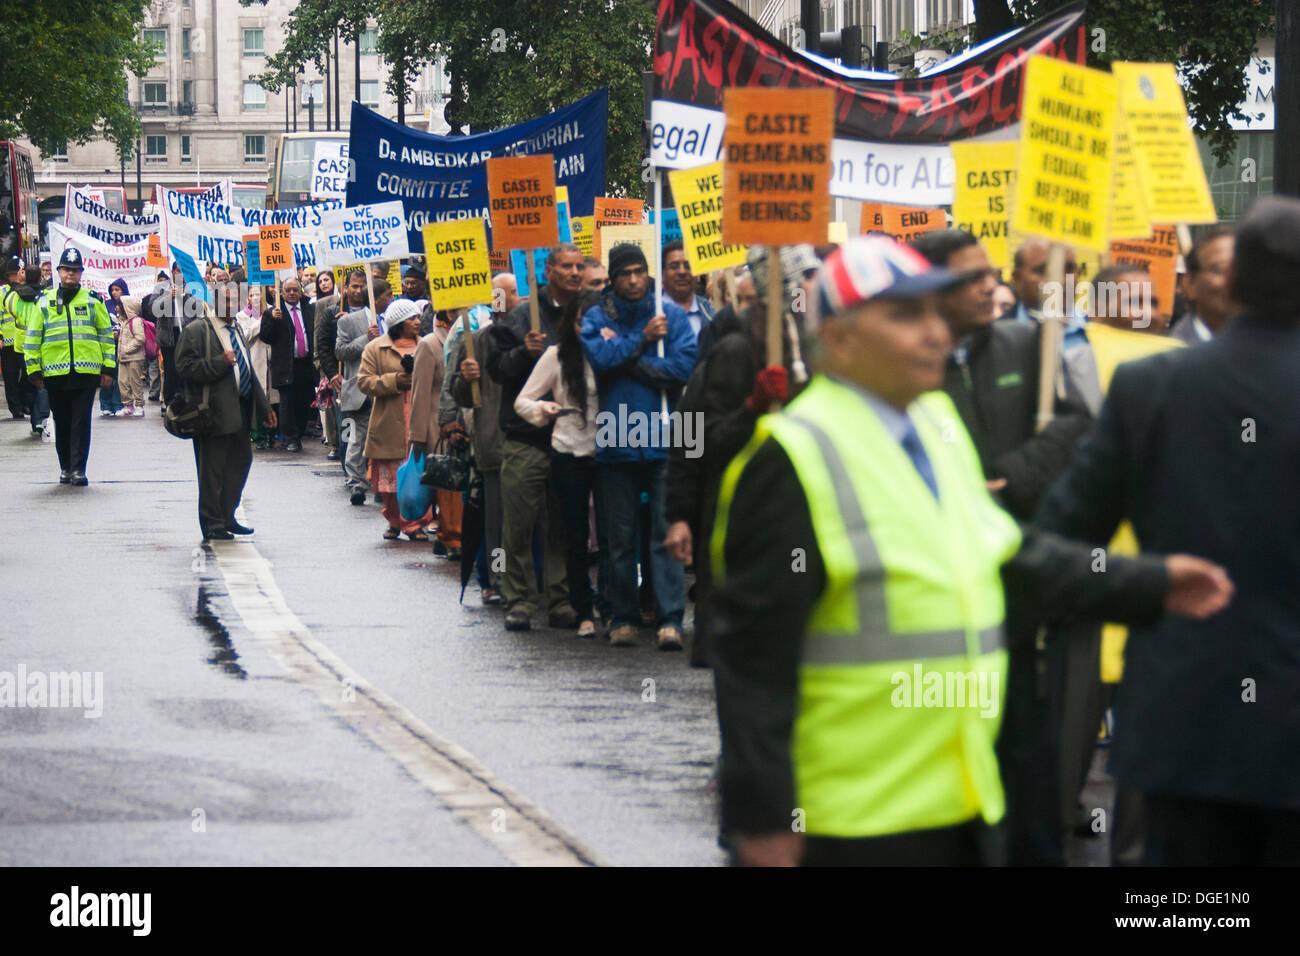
[258,223,293,271]
[860,202,883,234]
[1106,225,1178,320]
[592,197,645,262]
[878,205,945,245]
[486,154,558,251]
[488,250,510,275]
[722,86,833,247]
[145,234,167,269]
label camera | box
[400,354,415,374]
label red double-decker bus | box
[0,141,40,268]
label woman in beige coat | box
[358,300,432,540]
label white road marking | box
[208,542,608,867]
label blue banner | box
[347,90,608,254]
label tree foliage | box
[975,0,1273,165]
[247,0,653,198]
[0,0,157,155]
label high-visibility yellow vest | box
[24,286,116,378]
[713,376,1022,838]
[0,283,15,346]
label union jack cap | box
[818,236,958,316]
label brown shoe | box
[609,625,639,647]
[656,626,684,652]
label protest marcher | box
[313,270,346,461]
[38,259,52,290]
[175,280,275,541]
[336,275,392,505]
[515,289,602,637]
[237,287,276,450]
[115,295,147,417]
[402,263,430,306]
[993,282,1017,319]
[151,263,202,403]
[710,236,1232,867]
[1089,264,1168,334]
[1035,197,1300,865]
[492,271,523,316]
[666,245,814,666]
[582,258,608,291]
[1010,237,1088,351]
[1170,225,1235,345]
[445,318,505,604]
[313,269,339,318]
[580,243,696,648]
[406,299,446,539]
[98,278,129,417]
[358,298,428,540]
[260,277,315,452]
[912,227,1095,865]
[487,244,586,631]
[662,240,715,348]
[24,248,116,485]
[144,269,167,401]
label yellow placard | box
[422,219,493,311]
[570,215,595,258]
[592,198,645,262]
[599,224,657,278]
[1111,62,1216,225]
[1107,102,1152,240]
[1012,55,1117,252]
[722,86,834,247]
[827,221,848,244]
[951,141,1017,270]
[667,162,747,274]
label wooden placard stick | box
[1035,243,1067,433]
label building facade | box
[27,0,446,204]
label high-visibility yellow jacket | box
[0,283,16,347]
[24,285,115,378]
[713,376,1022,838]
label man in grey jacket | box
[335,276,393,505]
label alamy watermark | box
[890,663,999,718]
[0,665,103,718]
[594,406,703,459]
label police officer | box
[709,237,1233,866]
[24,247,116,485]
[1,257,50,436]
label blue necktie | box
[900,421,939,501]
[230,328,252,397]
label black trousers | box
[277,358,317,440]
[46,374,98,473]
[193,410,254,536]
[1,345,25,415]
[161,345,181,402]
[799,820,986,866]
[1143,792,1300,865]
[550,452,597,622]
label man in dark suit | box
[259,276,315,451]
[176,282,276,541]
[1035,196,1300,865]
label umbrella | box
[458,462,486,603]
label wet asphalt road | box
[0,404,725,866]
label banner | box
[652,0,1086,205]
[159,189,340,270]
[64,188,159,245]
[314,200,411,267]
[47,223,158,298]
[346,90,608,253]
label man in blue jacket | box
[581,244,697,649]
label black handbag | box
[421,436,470,491]
[163,320,220,440]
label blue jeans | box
[99,366,123,412]
[595,458,683,630]
[29,381,49,430]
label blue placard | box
[243,238,275,285]
[510,248,550,298]
[649,208,682,248]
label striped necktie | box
[230,326,252,397]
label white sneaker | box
[101,410,114,418]
[114,409,131,417]
[135,406,146,417]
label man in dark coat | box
[259,276,315,451]
[176,282,275,540]
[1035,197,1300,865]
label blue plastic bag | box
[397,448,431,521]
